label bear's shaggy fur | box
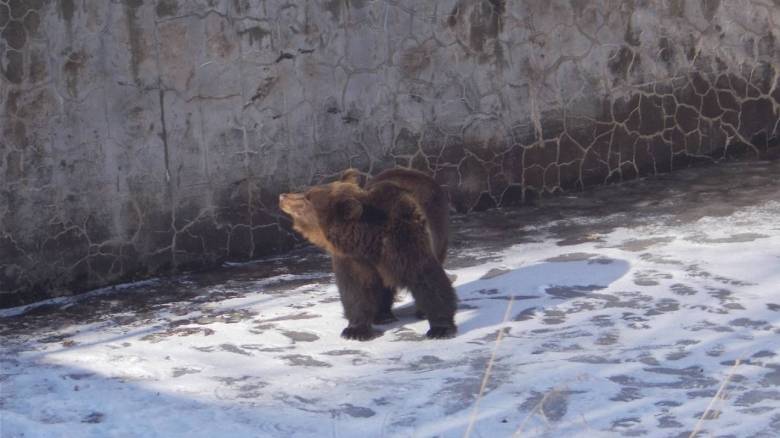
[279,168,456,340]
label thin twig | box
[514,386,562,436]
[688,359,741,438]
[463,294,516,438]
[579,413,592,431]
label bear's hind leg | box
[333,257,383,340]
[404,259,458,339]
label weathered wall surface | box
[1,0,779,307]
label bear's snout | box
[279,193,308,216]
[278,193,292,213]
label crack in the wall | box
[157,87,172,183]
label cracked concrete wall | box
[1,0,779,307]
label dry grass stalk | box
[513,386,564,436]
[463,293,516,438]
[688,359,741,438]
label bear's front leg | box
[332,256,384,341]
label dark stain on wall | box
[24,9,41,35]
[124,0,146,85]
[63,50,86,98]
[658,37,674,67]
[1,1,44,85]
[156,0,179,18]
[667,0,685,17]
[568,0,589,15]
[400,43,432,76]
[624,20,641,47]
[758,32,775,59]
[59,0,75,23]
[2,20,25,49]
[448,4,460,27]
[608,46,640,83]
[239,26,271,46]
[0,3,8,26]
[324,0,367,20]
[700,0,721,21]
[2,50,23,84]
[448,0,505,63]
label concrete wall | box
[2,0,779,307]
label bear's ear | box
[339,168,365,186]
[336,197,363,221]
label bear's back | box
[367,168,449,262]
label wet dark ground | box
[449,158,780,262]
[2,159,780,437]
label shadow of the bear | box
[383,258,631,339]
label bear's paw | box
[426,326,457,339]
[341,326,380,341]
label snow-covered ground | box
[2,160,780,437]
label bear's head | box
[279,169,367,253]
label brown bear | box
[279,168,457,340]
